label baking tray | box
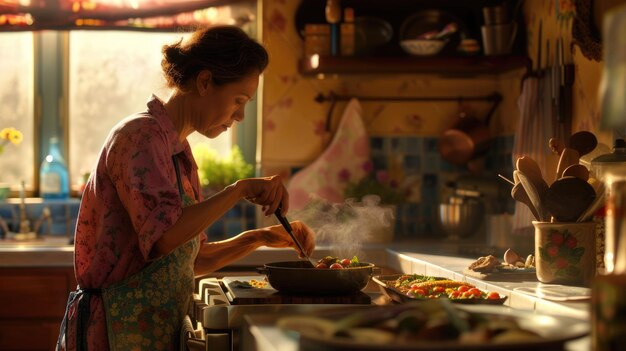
[372,274,507,305]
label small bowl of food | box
[400,39,446,56]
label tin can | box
[304,24,330,57]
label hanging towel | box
[288,98,371,211]
[512,72,557,233]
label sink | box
[0,235,72,248]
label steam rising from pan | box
[290,195,395,260]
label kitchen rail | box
[315,90,502,132]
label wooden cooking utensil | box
[549,137,564,156]
[511,178,541,221]
[556,148,580,179]
[569,131,598,157]
[577,182,606,222]
[545,176,596,222]
[562,164,589,182]
[516,170,548,221]
[516,156,549,202]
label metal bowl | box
[400,39,446,56]
[438,200,484,239]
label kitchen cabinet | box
[295,0,528,77]
[0,267,75,351]
[299,55,530,76]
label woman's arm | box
[152,175,289,257]
[193,221,315,276]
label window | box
[68,30,232,186]
[0,32,35,189]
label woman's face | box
[194,71,260,139]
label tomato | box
[462,291,476,299]
[486,291,501,300]
[468,288,482,296]
[457,285,470,293]
[315,263,328,269]
[432,286,445,294]
[340,258,351,267]
[329,263,344,269]
[448,291,461,299]
[409,288,426,296]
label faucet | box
[4,180,51,241]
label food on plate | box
[315,255,360,269]
[230,278,268,289]
[388,274,502,301]
[467,250,535,274]
[467,255,500,272]
[503,248,521,265]
[278,300,542,345]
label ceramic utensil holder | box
[533,221,596,287]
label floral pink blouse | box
[72,95,204,350]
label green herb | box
[193,145,253,192]
[344,175,405,205]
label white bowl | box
[400,39,446,56]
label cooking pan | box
[257,261,376,295]
[438,94,502,166]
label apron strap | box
[56,287,102,351]
[76,288,102,351]
[172,154,185,199]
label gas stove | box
[189,276,376,351]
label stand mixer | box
[438,175,510,245]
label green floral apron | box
[102,155,199,350]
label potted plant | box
[193,145,254,197]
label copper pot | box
[438,96,501,166]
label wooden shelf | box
[298,55,531,77]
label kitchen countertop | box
[0,238,495,267]
[2,240,592,349]
[241,249,591,351]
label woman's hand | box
[261,220,315,257]
[235,175,288,216]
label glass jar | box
[304,24,331,57]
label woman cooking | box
[56,25,316,350]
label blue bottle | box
[40,137,69,199]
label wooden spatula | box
[555,148,580,179]
[545,176,596,222]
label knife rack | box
[315,91,502,132]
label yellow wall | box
[259,0,515,177]
[522,0,611,145]
[259,0,613,176]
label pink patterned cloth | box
[288,98,371,210]
[71,95,204,350]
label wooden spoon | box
[555,148,580,179]
[517,170,548,222]
[562,164,589,182]
[545,176,596,222]
[516,156,549,203]
[549,137,564,156]
[569,131,598,157]
[511,179,540,221]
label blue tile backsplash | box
[369,135,515,238]
[0,135,514,242]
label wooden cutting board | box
[462,268,538,282]
[221,276,371,305]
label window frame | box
[28,28,260,198]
